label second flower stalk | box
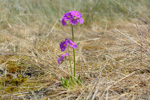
[58,34,77,77]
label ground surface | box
[0,19,150,100]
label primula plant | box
[58,11,83,88]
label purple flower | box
[68,40,77,49]
[79,18,84,24]
[58,52,69,66]
[60,39,77,51]
[60,52,69,59]
[65,52,69,56]
[60,39,77,52]
[70,18,79,25]
[70,11,81,18]
[61,12,73,26]
[61,18,67,26]
[61,11,83,26]
[59,39,69,52]
[64,12,73,21]
[58,58,61,66]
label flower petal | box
[61,18,67,26]
[79,18,84,24]
[68,40,77,49]
[59,40,68,52]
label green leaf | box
[76,75,82,85]
[61,77,68,88]
[69,75,74,83]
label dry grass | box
[1,0,150,100]
[1,19,150,100]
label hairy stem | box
[68,48,72,75]
[72,25,76,77]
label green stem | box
[68,48,72,75]
[72,25,76,77]
[73,48,76,77]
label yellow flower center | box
[67,16,69,18]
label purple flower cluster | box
[61,11,83,26]
[59,39,77,52]
[58,39,77,66]
[58,52,69,66]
